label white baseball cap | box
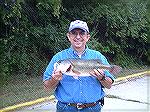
[68,20,89,32]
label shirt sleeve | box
[43,56,56,82]
[104,71,116,81]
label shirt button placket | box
[79,78,83,99]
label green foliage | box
[88,1,149,64]
[37,0,62,17]
[0,0,150,85]
[114,51,141,68]
[0,0,69,86]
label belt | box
[68,100,100,109]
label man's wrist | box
[100,75,106,81]
[52,76,60,82]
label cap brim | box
[69,26,88,32]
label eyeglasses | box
[69,31,88,38]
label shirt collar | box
[68,46,89,57]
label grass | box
[1,75,53,109]
[1,67,150,109]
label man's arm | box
[98,76,113,89]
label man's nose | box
[75,33,81,39]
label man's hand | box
[52,69,63,81]
[90,69,113,89]
[90,69,105,81]
[44,69,62,91]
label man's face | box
[67,29,90,50]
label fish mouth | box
[66,64,72,72]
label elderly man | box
[43,20,115,112]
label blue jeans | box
[56,101,102,112]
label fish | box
[54,59,122,77]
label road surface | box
[15,75,150,112]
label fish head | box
[54,60,72,73]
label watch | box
[100,75,106,81]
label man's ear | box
[67,33,71,41]
[87,34,90,41]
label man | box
[43,20,115,112]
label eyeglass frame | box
[69,30,89,38]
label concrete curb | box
[0,96,55,112]
[1,70,150,112]
[115,70,150,82]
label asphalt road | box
[15,75,150,112]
